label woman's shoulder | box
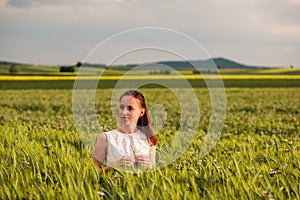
[104,129,119,136]
[102,130,121,140]
[104,129,116,134]
[97,130,117,141]
[97,132,108,142]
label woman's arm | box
[149,145,156,169]
[93,133,110,172]
[93,157,111,172]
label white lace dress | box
[100,129,151,166]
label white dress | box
[101,129,150,166]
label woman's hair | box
[120,90,157,146]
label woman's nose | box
[121,107,129,115]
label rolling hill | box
[1,57,266,70]
[153,57,264,69]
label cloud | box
[243,0,300,40]
[1,0,299,65]
[5,0,126,8]
[6,0,32,8]
[254,0,300,24]
[6,0,63,8]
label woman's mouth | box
[121,116,130,121]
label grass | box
[1,74,300,80]
[0,88,299,199]
[1,66,300,90]
[1,78,300,90]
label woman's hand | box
[109,156,136,168]
[135,155,151,168]
[108,155,152,171]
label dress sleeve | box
[93,133,108,164]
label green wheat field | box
[1,86,299,199]
[1,65,300,199]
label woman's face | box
[119,95,145,128]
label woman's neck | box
[118,125,137,134]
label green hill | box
[1,58,299,75]
[154,57,264,69]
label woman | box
[93,90,157,172]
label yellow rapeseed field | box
[1,74,300,80]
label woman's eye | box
[120,105,124,109]
[128,106,133,111]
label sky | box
[0,0,299,67]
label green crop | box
[0,88,299,199]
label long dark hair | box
[120,90,157,146]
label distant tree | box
[76,62,82,67]
[149,70,171,75]
[290,65,294,69]
[149,70,158,75]
[164,70,170,74]
[9,65,20,73]
[60,66,75,72]
[193,70,200,74]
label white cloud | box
[5,0,127,8]
[0,0,299,65]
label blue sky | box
[0,0,299,66]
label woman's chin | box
[121,121,131,126]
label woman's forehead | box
[120,95,140,105]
